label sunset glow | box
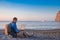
[0,0,60,21]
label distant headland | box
[55,11,60,22]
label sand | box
[0,29,60,40]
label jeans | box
[10,33,17,38]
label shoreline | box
[0,29,60,35]
[0,29,60,40]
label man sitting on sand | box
[5,17,33,38]
[5,17,20,38]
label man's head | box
[13,17,17,23]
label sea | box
[0,21,60,30]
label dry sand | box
[0,29,60,40]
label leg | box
[23,31,28,38]
[10,33,17,38]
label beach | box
[0,0,60,40]
[0,29,60,40]
[0,21,60,40]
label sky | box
[0,0,60,21]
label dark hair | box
[13,17,17,20]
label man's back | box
[5,23,15,34]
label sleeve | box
[14,25,20,33]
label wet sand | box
[0,29,60,40]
